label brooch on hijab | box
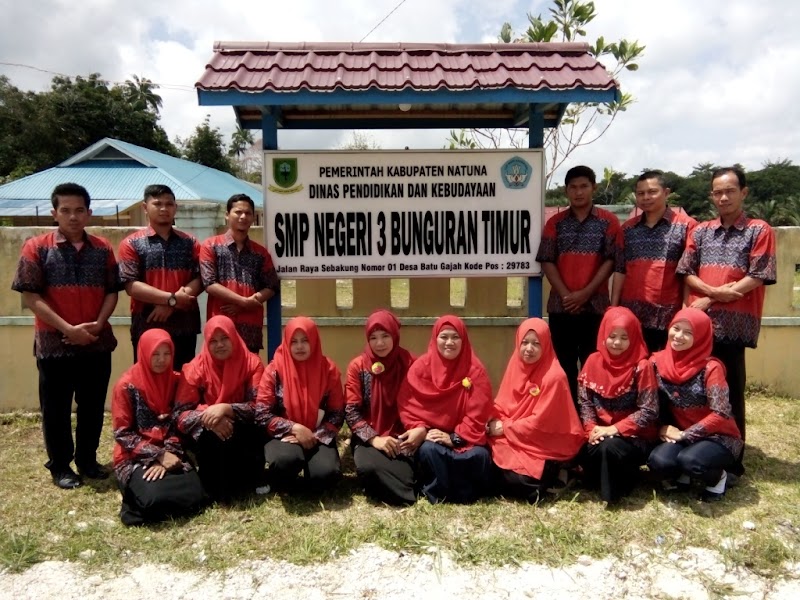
[529,384,541,396]
[371,362,385,375]
[462,377,472,389]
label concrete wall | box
[1,221,798,411]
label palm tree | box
[228,126,255,158]
[123,75,163,114]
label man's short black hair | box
[565,165,596,186]
[711,166,746,189]
[143,184,176,202]
[51,183,90,209]
[637,170,669,189]
[226,193,255,212]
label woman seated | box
[577,307,658,504]
[257,316,344,493]
[112,329,207,526]
[174,315,265,501]
[397,315,493,504]
[487,318,585,504]
[647,308,742,501]
[345,309,416,505]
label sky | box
[2,0,799,186]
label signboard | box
[264,150,544,278]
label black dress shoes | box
[77,462,110,480]
[52,468,82,489]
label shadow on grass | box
[277,475,357,515]
[744,444,800,483]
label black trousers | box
[352,439,416,506]
[192,424,266,501]
[711,341,746,440]
[643,328,668,354]
[493,461,560,504]
[133,333,197,372]
[579,437,647,503]
[416,441,491,504]
[648,439,734,487]
[264,439,341,493]
[119,467,207,526]
[36,352,112,473]
[548,312,603,403]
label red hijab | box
[271,316,334,429]
[490,319,584,478]
[129,329,179,416]
[398,315,492,445]
[362,309,415,436]
[653,308,721,384]
[578,307,648,398]
[183,315,263,405]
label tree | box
[0,73,177,180]
[228,126,255,159]
[177,116,235,174]
[123,75,163,114]
[447,0,644,187]
[338,132,381,150]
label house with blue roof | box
[0,138,262,226]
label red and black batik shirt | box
[616,207,697,330]
[676,214,776,348]
[12,230,120,358]
[200,231,279,351]
[536,206,620,315]
[118,227,201,342]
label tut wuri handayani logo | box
[269,158,304,194]
[501,156,533,190]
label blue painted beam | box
[239,116,561,130]
[262,114,282,362]
[198,86,620,107]
[528,104,545,319]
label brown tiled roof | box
[197,42,616,93]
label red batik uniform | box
[256,317,344,446]
[118,227,201,342]
[676,214,776,347]
[345,310,415,442]
[174,316,264,440]
[616,207,697,330]
[12,230,119,357]
[578,307,659,449]
[536,206,620,315]
[112,330,188,486]
[200,231,280,351]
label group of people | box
[11,162,775,526]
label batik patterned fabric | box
[654,363,743,458]
[578,361,659,452]
[676,214,776,347]
[616,208,697,330]
[536,206,620,315]
[112,381,189,486]
[200,232,280,351]
[345,362,379,443]
[12,231,120,358]
[118,227,201,341]
[255,368,345,446]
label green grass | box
[1,391,799,577]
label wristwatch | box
[167,292,177,307]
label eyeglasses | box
[710,188,740,199]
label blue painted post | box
[528,106,545,318]
[263,114,282,360]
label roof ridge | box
[213,41,590,54]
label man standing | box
[118,184,202,370]
[12,183,119,489]
[200,194,279,354]
[536,166,620,402]
[677,166,776,472]
[612,171,697,352]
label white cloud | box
[2,0,798,185]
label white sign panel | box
[263,150,544,278]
